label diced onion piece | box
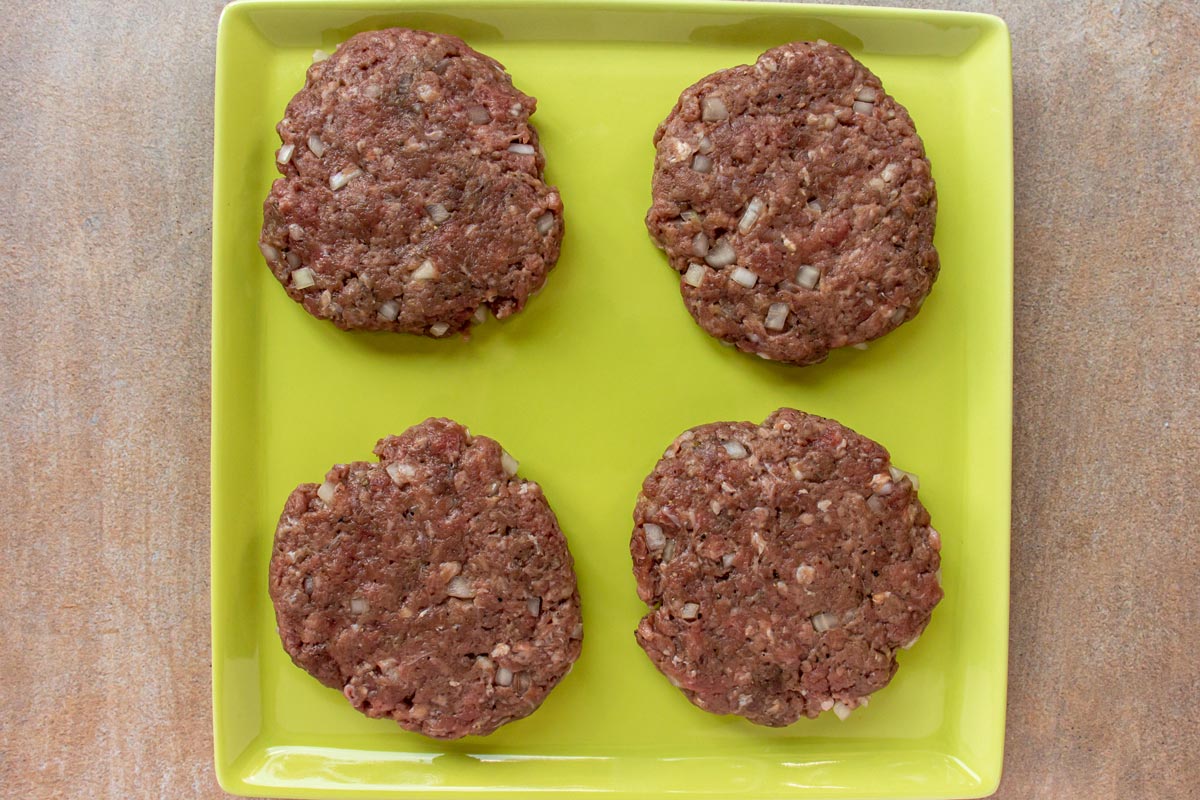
[722,440,748,459]
[501,450,519,477]
[467,105,491,124]
[329,167,361,190]
[888,465,920,489]
[683,263,706,288]
[426,203,450,224]
[872,477,894,498]
[536,212,555,235]
[429,322,450,337]
[795,564,815,583]
[901,635,920,650]
[377,300,400,321]
[307,134,326,157]
[853,100,874,115]
[811,612,838,632]
[495,667,513,687]
[447,576,475,599]
[288,223,305,241]
[507,143,535,155]
[350,598,368,614]
[705,240,736,268]
[701,95,729,121]
[303,576,314,593]
[411,260,437,280]
[312,49,329,62]
[890,306,907,324]
[692,232,709,257]
[738,197,765,233]
[680,210,700,223]
[475,655,494,670]
[851,342,869,351]
[527,597,542,616]
[290,267,315,289]
[807,198,822,213]
[722,553,736,568]
[286,251,301,268]
[643,523,666,551]
[679,602,700,620]
[662,539,676,561]
[363,83,382,99]
[276,143,295,164]
[764,302,788,331]
[796,265,821,289]
[692,154,713,173]
[259,242,280,262]
[730,267,758,288]
[881,163,900,183]
[833,701,853,720]
[698,135,713,153]
[857,87,878,102]
[473,306,488,324]
[317,481,336,503]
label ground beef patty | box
[269,419,582,739]
[259,28,564,336]
[631,408,941,726]
[646,41,938,365]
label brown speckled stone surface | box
[0,1,1195,798]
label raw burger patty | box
[645,41,938,365]
[269,418,583,739]
[259,28,564,336]
[630,408,942,726]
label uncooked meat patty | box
[269,418,583,739]
[630,408,941,726]
[259,28,564,336]
[645,41,938,365]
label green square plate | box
[212,1,1012,797]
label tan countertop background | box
[1,0,1196,797]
